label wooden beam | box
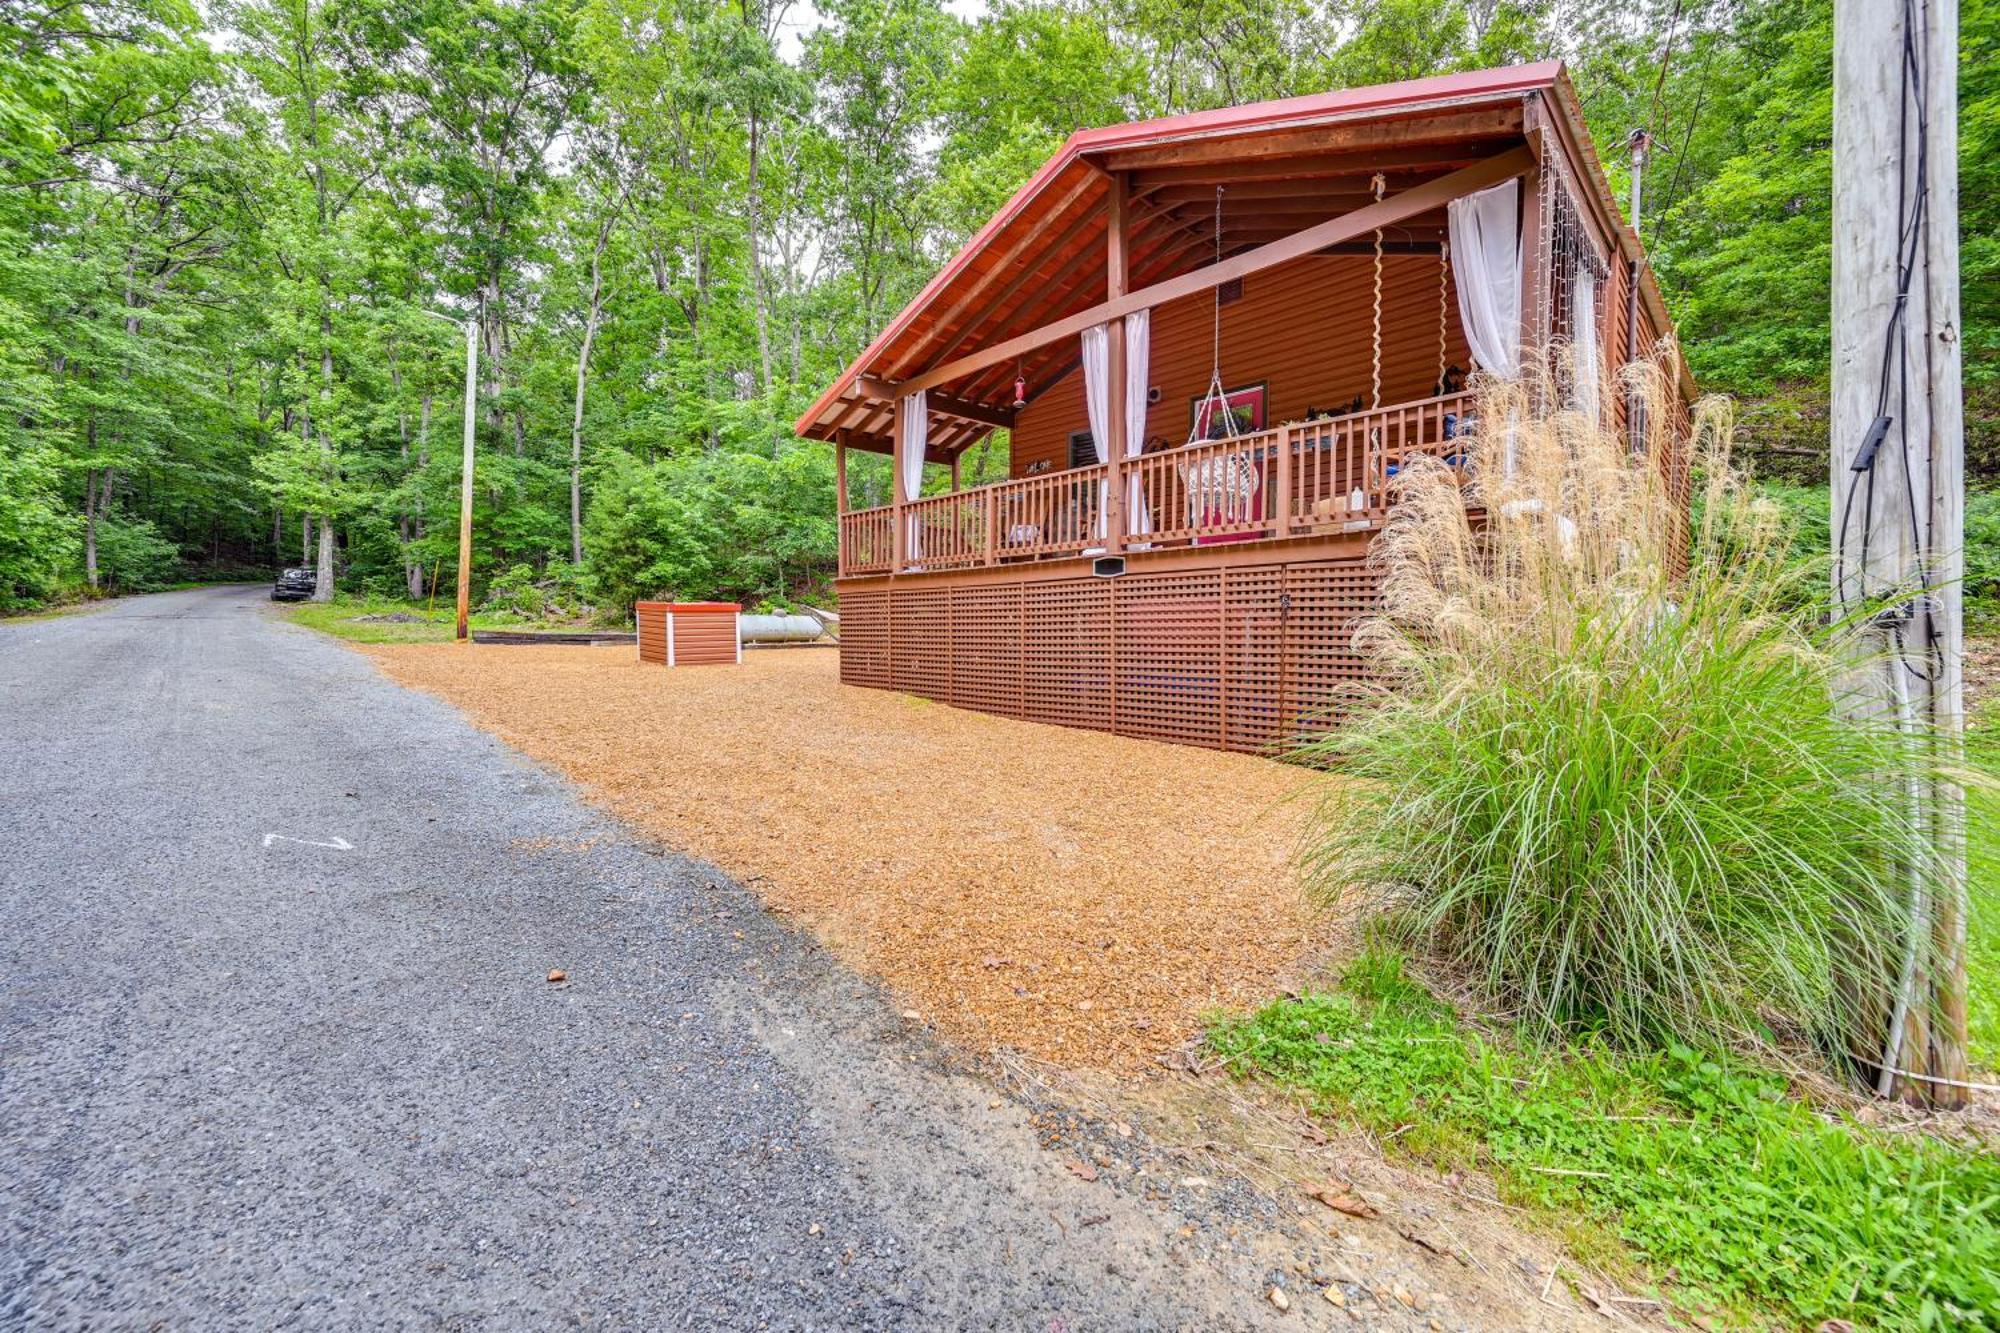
[1129,144,1492,189]
[886,171,1101,377]
[949,199,1211,404]
[917,200,1105,374]
[834,429,849,513]
[899,147,1533,399]
[1098,105,1523,171]
[855,376,1015,430]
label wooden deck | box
[837,391,1471,578]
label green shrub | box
[482,563,547,617]
[1209,957,2000,1331]
[0,446,76,611]
[1751,480,2000,629]
[94,511,183,592]
[1297,352,1989,1058]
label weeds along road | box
[0,586,1297,1332]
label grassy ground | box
[1208,954,1999,1332]
[280,594,598,644]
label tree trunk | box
[570,214,613,568]
[747,106,772,395]
[84,469,99,591]
[391,343,419,598]
[314,518,335,603]
[408,390,431,599]
[311,301,336,602]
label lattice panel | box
[1283,559,1380,741]
[1023,578,1113,732]
[948,585,1025,717]
[838,587,891,688]
[891,587,950,701]
[1222,566,1290,754]
[1112,572,1225,748]
[841,546,1386,754]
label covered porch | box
[797,65,1623,581]
[837,390,1473,575]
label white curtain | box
[1447,178,1522,377]
[1571,264,1600,424]
[1080,323,1112,542]
[898,390,926,562]
[1123,309,1153,544]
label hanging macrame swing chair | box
[1181,187,1264,543]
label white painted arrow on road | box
[262,833,355,851]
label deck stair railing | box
[837,391,1473,577]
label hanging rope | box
[1188,185,1231,444]
[1369,172,1385,411]
[1436,238,1451,391]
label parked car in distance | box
[271,567,317,601]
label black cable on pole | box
[1833,0,1940,684]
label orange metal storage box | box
[635,601,741,667]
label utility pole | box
[1831,0,1966,1106]
[456,316,478,642]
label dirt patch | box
[1967,635,1999,723]
[365,645,1328,1069]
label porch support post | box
[1517,135,1544,375]
[834,428,849,513]
[1104,170,1128,551]
[950,454,961,492]
[890,396,907,570]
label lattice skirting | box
[837,554,1380,755]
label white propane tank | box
[737,613,823,644]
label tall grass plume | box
[1299,344,1984,1060]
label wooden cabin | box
[796,61,1690,754]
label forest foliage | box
[1,0,1994,613]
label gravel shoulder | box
[361,640,1322,1070]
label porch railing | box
[838,390,1473,577]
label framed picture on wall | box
[1190,381,1267,441]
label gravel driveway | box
[0,587,1303,1331]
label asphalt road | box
[0,587,1301,1332]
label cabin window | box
[1068,430,1097,468]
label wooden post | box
[455,317,477,642]
[1104,171,1129,551]
[1517,146,1543,376]
[1833,0,1966,1106]
[1274,424,1293,537]
[834,429,849,513]
[890,397,907,571]
[950,454,961,492]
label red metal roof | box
[796,60,1680,450]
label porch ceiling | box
[799,64,1566,458]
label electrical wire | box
[1832,0,1941,688]
[1645,0,1688,138]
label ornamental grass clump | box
[1299,346,1969,1056]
